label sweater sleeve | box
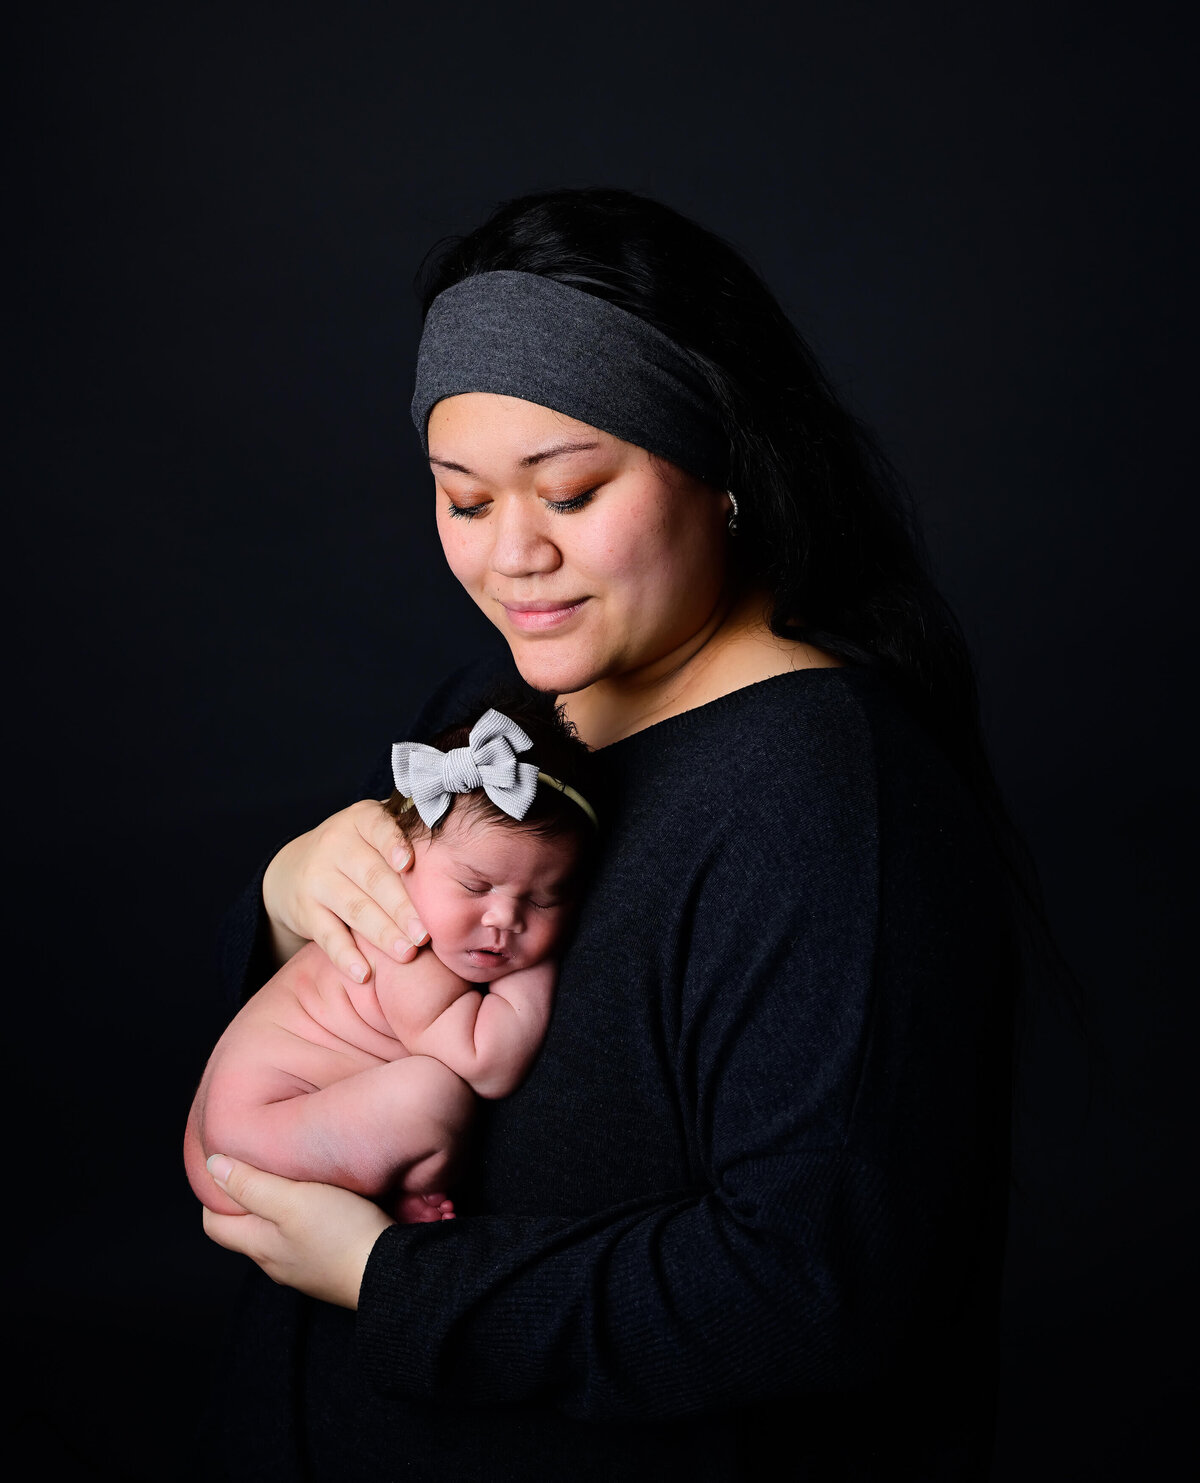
[354,705,1002,1420]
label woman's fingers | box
[307,905,375,984]
[362,799,417,875]
[308,893,415,983]
[324,804,427,948]
[327,853,425,957]
[358,804,429,946]
[349,812,428,946]
[262,801,428,981]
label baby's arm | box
[401,961,558,1099]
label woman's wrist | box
[262,843,308,966]
[265,913,308,968]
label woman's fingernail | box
[391,846,411,870]
[406,921,428,946]
[394,938,412,957]
[349,962,368,983]
[207,1154,234,1184]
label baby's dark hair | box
[385,690,596,857]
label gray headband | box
[410,270,729,486]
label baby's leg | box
[185,1068,262,1216]
[196,1055,475,1214]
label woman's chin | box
[506,642,602,698]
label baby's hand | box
[262,800,428,983]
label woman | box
[199,187,1019,1481]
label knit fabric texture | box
[202,658,1015,1482]
[410,271,730,486]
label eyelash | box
[445,488,598,520]
[460,883,556,910]
[545,488,597,514]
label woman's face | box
[428,393,732,696]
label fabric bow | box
[391,709,538,828]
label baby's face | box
[404,807,581,983]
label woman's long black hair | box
[416,186,1078,1035]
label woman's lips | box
[499,598,588,633]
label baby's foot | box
[395,1191,456,1223]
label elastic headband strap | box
[535,770,599,831]
[410,270,729,486]
[397,773,599,832]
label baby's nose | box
[481,898,523,931]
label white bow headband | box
[391,708,598,831]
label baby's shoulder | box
[365,937,476,1041]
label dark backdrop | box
[10,3,1193,1478]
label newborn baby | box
[184,705,595,1223]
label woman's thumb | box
[206,1152,266,1213]
[207,1153,236,1186]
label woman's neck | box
[559,587,842,750]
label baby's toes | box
[395,1192,447,1224]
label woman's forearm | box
[353,1142,959,1420]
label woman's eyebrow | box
[519,440,601,467]
[429,440,601,476]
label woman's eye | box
[446,488,598,518]
[543,488,597,514]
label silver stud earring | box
[726,490,739,534]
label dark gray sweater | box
[201,660,1015,1481]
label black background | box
[9,3,1193,1478]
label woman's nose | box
[488,498,561,578]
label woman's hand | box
[262,800,428,983]
[201,1155,396,1309]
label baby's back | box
[210,936,472,1097]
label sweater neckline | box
[580,664,878,758]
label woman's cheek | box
[591,503,655,572]
[614,545,676,618]
[438,526,486,600]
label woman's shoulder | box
[600,665,980,843]
[694,667,998,881]
[619,666,896,775]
